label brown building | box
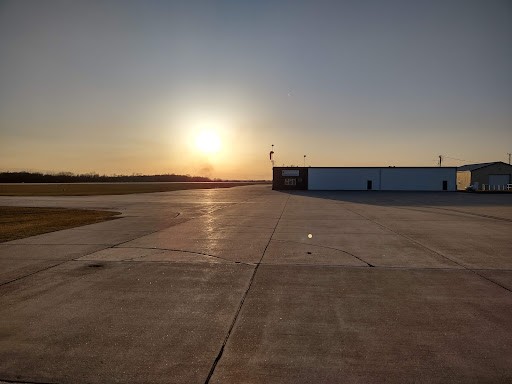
[272,167,308,190]
[457,162,512,190]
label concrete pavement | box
[0,186,511,383]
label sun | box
[195,130,221,154]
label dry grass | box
[0,206,120,243]
[0,182,268,196]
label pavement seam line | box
[115,246,254,265]
[340,203,471,266]
[0,260,70,288]
[426,206,512,223]
[104,190,271,252]
[353,193,512,223]
[0,380,57,384]
[203,195,290,384]
[0,188,270,287]
[71,190,272,262]
[393,202,512,223]
[341,204,512,294]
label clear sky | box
[1,0,511,179]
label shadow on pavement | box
[277,190,512,208]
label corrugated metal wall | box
[306,167,456,191]
[472,163,512,186]
[380,168,456,191]
[308,168,381,190]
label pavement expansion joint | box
[340,204,512,293]
[428,206,512,222]
[0,380,57,384]
[0,260,69,287]
[3,243,114,246]
[115,245,256,265]
[2,187,511,382]
[203,194,291,383]
[473,273,512,294]
[256,263,470,271]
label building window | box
[284,178,297,186]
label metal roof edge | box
[458,161,512,171]
[273,166,457,169]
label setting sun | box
[195,131,221,154]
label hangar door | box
[489,174,510,187]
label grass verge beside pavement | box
[0,182,268,196]
[0,206,120,243]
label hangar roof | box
[458,161,511,171]
[273,166,457,169]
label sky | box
[0,0,511,180]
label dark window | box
[367,180,373,190]
[442,180,448,190]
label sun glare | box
[195,131,221,154]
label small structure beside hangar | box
[457,162,512,190]
[272,167,308,190]
[273,166,456,191]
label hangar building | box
[273,167,456,191]
[457,162,512,190]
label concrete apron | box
[0,186,511,383]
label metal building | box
[273,167,456,191]
[457,162,512,190]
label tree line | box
[0,172,213,183]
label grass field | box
[0,182,268,196]
[0,206,120,243]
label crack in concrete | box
[115,245,255,266]
[270,238,374,267]
[0,189,270,288]
[203,196,290,384]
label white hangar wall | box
[308,168,381,190]
[380,168,456,191]
[307,167,456,191]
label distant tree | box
[0,171,214,183]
